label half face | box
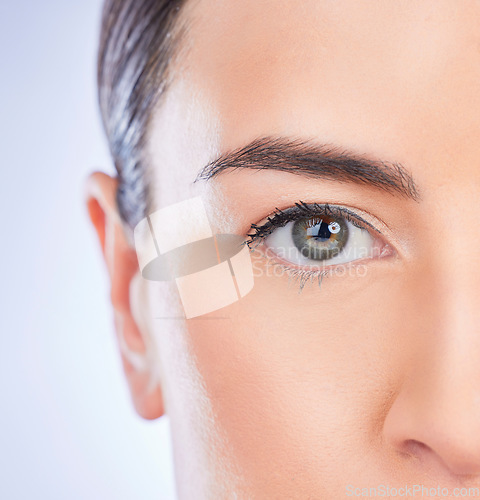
[141,0,480,497]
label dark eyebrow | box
[195,136,420,201]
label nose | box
[384,366,480,476]
[383,253,480,478]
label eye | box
[247,202,392,271]
[265,214,377,267]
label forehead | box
[151,0,480,193]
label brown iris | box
[292,215,349,261]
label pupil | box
[310,221,331,241]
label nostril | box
[401,439,480,478]
[403,439,432,459]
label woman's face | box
[133,0,480,497]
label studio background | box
[0,2,177,499]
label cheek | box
[182,260,421,491]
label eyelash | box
[245,200,382,292]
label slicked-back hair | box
[98,0,186,228]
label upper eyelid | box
[248,202,383,238]
[245,201,404,258]
[294,203,380,233]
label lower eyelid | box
[254,244,364,291]
[262,243,381,271]
[253,251,394,296]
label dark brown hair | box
[97,0,186,228]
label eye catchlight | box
[134,197,254,319]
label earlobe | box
[85,171,164,420]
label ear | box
[85,171,164,420]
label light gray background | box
[0,2,177,498]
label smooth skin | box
[87,1,480,497]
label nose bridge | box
[419,187,480,323]
[405,298,480,418]
[415,189,480,382]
